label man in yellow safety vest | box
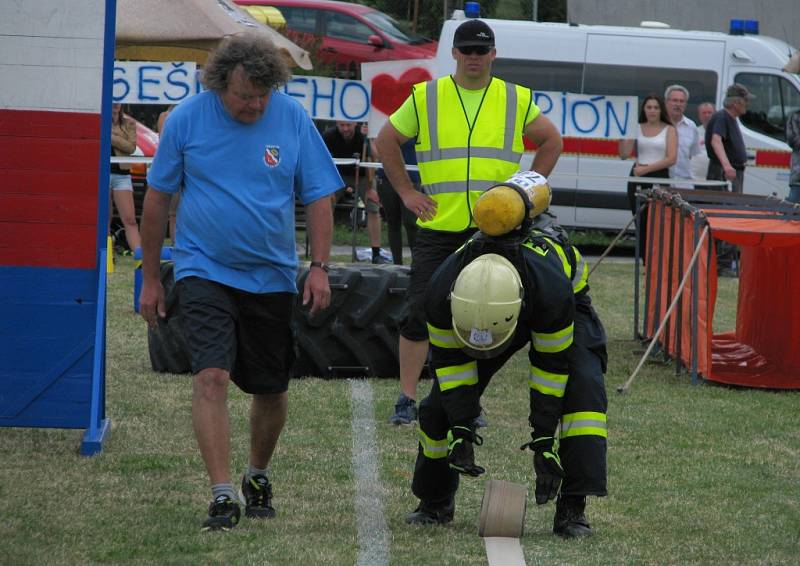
[376,18,563,426]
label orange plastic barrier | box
[639,189,800,389]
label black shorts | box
[177,276,295,395]
[401,228,475,341]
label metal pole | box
[532,0,538,21]
[588,208,640,279]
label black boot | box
[406,497,455,525]
[553,495,592,538]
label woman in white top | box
[619,94,677,260]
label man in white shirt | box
[665,85,701,188]
[691,102,716,181]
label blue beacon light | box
[465,2,481,18]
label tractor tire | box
[292,264,411,378]
[147,262,191,374]
[146,263,413,378]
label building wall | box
[567,0,799,51]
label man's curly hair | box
[202,33,290,92]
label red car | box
[236,0,437,75]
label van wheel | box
[146,263,413,378]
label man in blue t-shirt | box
[139,34,342,532]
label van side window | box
[494,59,717,120]
[735,73,800,142]
[325,12,375,44]
[493,59,583,93]
[278,7,317,34]
[584,65,717,120]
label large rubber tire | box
[147,262,191,374]
[146,263,412,378]
[292,264,410,378]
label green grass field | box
[1,256,798,565]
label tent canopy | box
[705,212,800,247]
[115,0,312,69]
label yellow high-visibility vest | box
[412,76,532,232]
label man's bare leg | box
[249,392,288,469]
[192,368,231,485]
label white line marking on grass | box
[349,379,390,566]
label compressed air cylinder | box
[473,171,552,236]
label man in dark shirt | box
[705,83,753,194]
[323,121,385,263]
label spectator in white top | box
[691,102,716,181]
[664,85,700,188]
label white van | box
[435,17,800,230]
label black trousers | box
[411,300,608,503]
[375,177,418,265]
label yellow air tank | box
[473,171,552,236]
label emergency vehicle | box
[436,15,799,230]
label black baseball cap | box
[453,19,495,48]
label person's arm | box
[303,195,333,316]
[375,121,436,221]
[689,125,702,157]
[710,133,737,180]
[111,118,138,155]
[618,138,636,159]
[156,110,170,134]
[524,114,563,176]
[786,113,800,151]
[635,125,677,176]
[139,187,172,327]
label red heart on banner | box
[370,67,433,116]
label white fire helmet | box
[450,253,523,359]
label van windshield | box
[735,73,800,142]
[362,11,430,45]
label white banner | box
[113,61,200,104]
[281,76,370,121]
[533,92,637,138]
[361,59,436,138]
[113,62,369,122]
[112,60,636,138]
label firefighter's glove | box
[521,436,564,504]
[447,426,485,477]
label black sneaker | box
[240,474,276,519]
[406,497,455,525]
[553,495,592,538]
[388,394,417,425]
[201,494,241,532]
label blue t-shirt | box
[148,90,342,293]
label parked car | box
[235,0,437,75]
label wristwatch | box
[310,261,330,273]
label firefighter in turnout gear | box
[406,225,608,538]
